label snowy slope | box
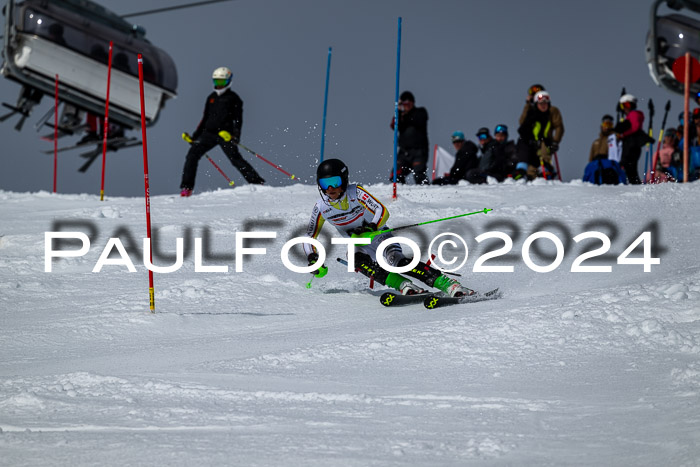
[1,181,699,466]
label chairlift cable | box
[120,0,235,19]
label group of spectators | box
[390,84,564,185]
[587,92,700,184]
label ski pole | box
[539,156,549,180]
[552,152,563,181]
[182,133,234,186]
[616,86,626,123]
[218,130,299,181]
[359,208,492,239]
[650,100,671,183]
[644,99,655,183]
[205,155,235,186]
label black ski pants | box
[180,132,264,189]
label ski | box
[380,291,438,307]
[77,138,143,172]
[42,136,138,154]
[423,288,502,309]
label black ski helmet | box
[316,158,349,192]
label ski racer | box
[303,158,474,297]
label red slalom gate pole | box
[553,152,563,181]
[137,54,155,313]
[205,155,235,186]
[53,74,58,193]
[100,41,113,201]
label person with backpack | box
[614,94,654,184]
[515,90,565,180]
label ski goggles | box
[477,133,489,140]
[319,176,343,190]
[213,78,230,88]
[494,125,508,134]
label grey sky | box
[0,0,689,196]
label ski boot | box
[399,280,426,296]
[433,275,474,298]
[180,188,193,197]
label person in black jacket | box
[180,67,264,196]
[493,124,518,176]
[466,128,507,184]
[432,131,479,185]
[390,91,430,185]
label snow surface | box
[1,180,699,466]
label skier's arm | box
[192,99,210,141]
[356,186,389,228]
[551,107,564,144]
[303,203,325,258]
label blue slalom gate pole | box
[320,47,332,162]
[392,17,402,200]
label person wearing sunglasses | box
[464,128,507,184]
[179,66,264,196]
[432,131,479,185]
[389,91,430,185]
[303,159,475,298]
[516,90,565,180]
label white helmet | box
[533,90,550,103]
[619,94,637,105]
[212,67,232,89]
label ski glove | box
[307,253,328,278]
[350,222,383,240]
[549,141,559,152]
[182,132,193,144]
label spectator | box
[390,91,430,185]
[432,131,479,185]
[515,90,564,179]
[613,94,653,184]
[465,127,506,184]
[493,124,517,176]
[519,84,546,126]
[589,114,615,162]
[655,129,681,182]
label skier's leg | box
[409,148,430,185]
[181,138,217,190]
[396,257,474,297]
[220,141,265,184]
[354,252,424,295]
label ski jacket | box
[449,140,479,179]
[192,89,243,141]
[478,139,505,174]
[519,103,565,143]
[518,106,565,147]
[303,184,390,257]
[393,106,429,152]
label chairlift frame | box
[647,0,700,95]
[1,0,177,131]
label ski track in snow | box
[1,182,699,466]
